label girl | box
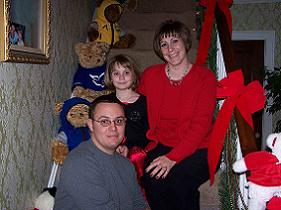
[104,54,150,166]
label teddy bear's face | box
[104,4,122,23]
[66,104,89,128]
[75,42,110,69]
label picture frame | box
[0,0,51,64]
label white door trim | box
[232,30,275,149]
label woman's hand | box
[116,145,129,157]
[145,155,176,179]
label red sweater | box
[138,64,217,162]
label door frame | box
[234,0,281,4]
[232,30,275,149]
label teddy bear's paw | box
[54,102,64,115]
[123,0,138,12]
[113,33,136,49]
[88,26,99,42]
[232,158,247,173]
[52,140,69,165]
[72,86,113,102]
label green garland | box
[218,119,242,210]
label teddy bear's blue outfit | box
[72,63,107,91]
[58,97,91,150]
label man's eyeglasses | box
[92,117,126,127]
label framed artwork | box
[0,0,51,64]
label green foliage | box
[218,119,242,210]
[264,67,281,132]
[195,5,204,40]
[207,26,217,75]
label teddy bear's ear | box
[54,102,64,115]
[75,43,83,55]
[95,0,104,7]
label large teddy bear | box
[71,40,112,102]
[52,97,91,165]
[88,0,136,48]
[233,133,281,210]
[73,41,110,92]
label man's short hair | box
[89,94,124,119]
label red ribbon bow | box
[196,0,233,66]
[208,69,266,185]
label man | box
[54,96,149,210]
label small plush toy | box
[233,133,281,210]
[34,187,56,210]
[89,0,136,48]
[73,41,110,94]
[52,97,91,164]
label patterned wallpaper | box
[0,1,279,209]
[232,2,281,67]
[0,0,94,209]
[231,2,281,131]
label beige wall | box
[231,2,281,131]
[0,0,94,209]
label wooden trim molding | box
[232,30,275,149]
[234,0,281,4]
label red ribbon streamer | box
[196,0,232,66]
[128,146,147,179]
[208,70,266,185]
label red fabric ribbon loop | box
[196,0,233,66]
[208,69,266,185]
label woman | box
[138,20,217,210]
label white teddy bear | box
[233,133,281,210]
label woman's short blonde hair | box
[104,54,140,90]
[153,19,192,61]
